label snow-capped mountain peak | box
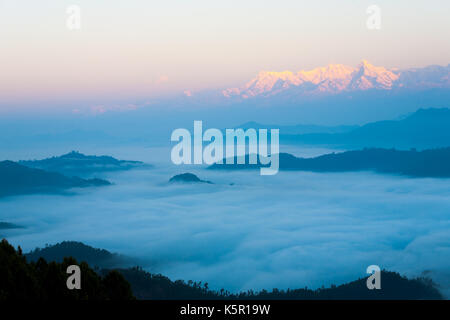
[349,60,399,90]
[222,60,448,99]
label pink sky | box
[1,0,449,109]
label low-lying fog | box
[1,146,450,296]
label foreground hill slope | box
[7,240,441,300]
[0,239,134,300]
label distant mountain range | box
[0,161,110,198]
[19,151,149,176]
[222,60,450,100]
[168,61,450,125]
[280,108,450,149]
[210,147,450,178]
[237,121,358,135]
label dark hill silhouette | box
[112,267,442,300]
[209,148,450,178]
[0,239,134,300]
[14,240,443,300]
[0,160,110,198]
[282,108,450,149]
[19,151,149,175]
[26,241,133,269]
[169,173,213,184]
[240,271,442,300]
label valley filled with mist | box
[1,143,449,297]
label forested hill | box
[0,160,110,198]
[0,239,134,300]
[0,240,439,300]
[26,241,132,269]
[210,147,450,178]
[19,151,148,175]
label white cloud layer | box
[1,146,450,296]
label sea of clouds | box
[1,146,450,296]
